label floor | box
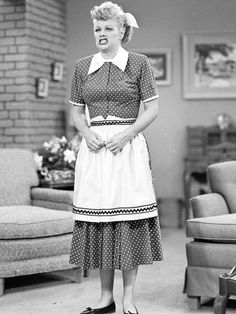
[1,228,236,314]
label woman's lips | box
[99,38,108,45]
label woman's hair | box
[90,1,133,45]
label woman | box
[69,2,163,314]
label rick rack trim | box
[72,202,158,223]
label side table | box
[39,181,74,190]
[214,266,236,314]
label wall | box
[0,0,67,149]
[66,0,236,198]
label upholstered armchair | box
[184,161,236,310]
[0,148,80,296]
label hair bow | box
[124,12,139,28]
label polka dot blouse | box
[69,52,159,120]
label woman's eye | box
[106,27,113,31]
[94,29,100,32]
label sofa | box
[0,148,80,296]
[184,160,236,310]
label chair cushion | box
[0,206,74,239]
[186,213,236,242]
[0,149,39,206]
[208,161,236,214]
[186,241,236,268]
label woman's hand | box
[84,129,105,152]
[105,130,134,154]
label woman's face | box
[93,18,123,53]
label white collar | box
[88,46,129,75]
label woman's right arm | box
[72,105,104,151]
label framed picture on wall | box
[52,62,64,81]
[136,48,172,85]
[36,78,49,98]
[182,32,236,99]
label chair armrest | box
[31,187,73,211]
[190,193,229,218]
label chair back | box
[208,161,236,213]
[0,148,39,206]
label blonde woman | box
[69,2,163,314]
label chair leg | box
[214,294,229,314]
[73,267,82,283]
[187,296,201,310]
[0,278,5,296]
[84,269,89,277]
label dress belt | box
[90,119,136,126]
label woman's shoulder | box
[74,55,94,74]
[128,51,148,63]
[75,55,93,66]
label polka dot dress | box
[69,52,159,120]
[69,217,163,270]
[69,50,163,270]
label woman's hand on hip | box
[84,130,105,152]
[105,131,133,154]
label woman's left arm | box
[105,98,158,154]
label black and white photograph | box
[1,1,236,314]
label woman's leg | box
[94,269,115,308]
[122,266,138,313]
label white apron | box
[73,116,158,223]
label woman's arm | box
[72,105,104,151]
[105,98,158,154]
[127,98,159,137]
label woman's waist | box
[87,103,140,121]
[90,115,136,127]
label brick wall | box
[0,0,67,149]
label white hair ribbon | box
[124,12,139,28]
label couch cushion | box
[0,206,73,239]
[0,234,72,262]
[186,213,236,242]
[31,187,73,204]
[0,149,39,206]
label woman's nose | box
[100,29,106,36]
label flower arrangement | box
[34,136,79,184]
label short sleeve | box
[139,56,159,102]
[69,62,85,106]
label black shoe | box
[80,301,116,314]
[123,306,139,314]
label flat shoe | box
[123,306,139,314]
[80,301,116,314]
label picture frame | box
[36,78,48,98]
[136,48,172,85]
[52,62,64,81]
[182,32,236,99]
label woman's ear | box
[120,28,125,40]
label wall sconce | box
[52,62,64,81]
[36,78,49,98]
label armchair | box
[184,161,236,309]
[0,148,80,296]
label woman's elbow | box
[152,102,159,119]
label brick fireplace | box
[0,0,68,149]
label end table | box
[214,266,236,314]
